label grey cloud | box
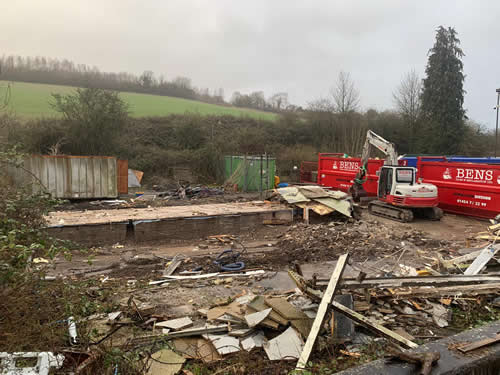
[1,0,499,127]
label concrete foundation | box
[45,202,293,246]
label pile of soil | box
[262,220,453,267]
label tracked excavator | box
[349,130,443,222]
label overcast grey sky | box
[1,1,499,127]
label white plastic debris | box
[0,352,65,375]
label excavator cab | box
[350,129,443,222]
[377,167,393,199]
[370,166,443,222]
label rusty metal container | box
[9,155,119,199]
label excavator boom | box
[351,130,398,201]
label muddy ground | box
[47,202,487,320]
[37,195,499,374]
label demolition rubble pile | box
[49,239,499,374]
[3,214,500,373]
[32,218,498,374]
[275,219,450,265]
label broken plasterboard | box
[156,317,193,330]
[245,308,272,328]
[248,296,288,326]
[207,300,245,321]
[172,337,222,363]
[241,331,267,351]
[263,327,304,361]
[203,334,241,355]
[147,349,185,375]
[265,297,309,320]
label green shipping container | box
[224,155,276,192]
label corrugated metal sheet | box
[9,155,118,199]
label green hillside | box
[0,81,277,120]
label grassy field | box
[0,81,277,120]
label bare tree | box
[393,70,421,152]
[269,92,288,111]
[306,73,364,156]
[331,71,360,113]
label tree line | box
[0,55,223,103]
[2,26,496,185]
[0,55,297,111]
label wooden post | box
[296,254,349,369]
[303,207,310,225]
[266,154,270,190]
[243,154,248,192]
[260,154,263,199]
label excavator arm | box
[350,130,398,201]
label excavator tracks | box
[368,200,414,223]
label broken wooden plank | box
[315,274,500,289]
[164,324,229,339]
[382,283,500,298]
[330,300,418,349]
[163,254,183,277]
[150,270,265,284]
[464,244,500,275]
[457,333,500,353]
[296,253,349,370]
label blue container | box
[400,155,500,168]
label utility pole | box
[496,89,500,157]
